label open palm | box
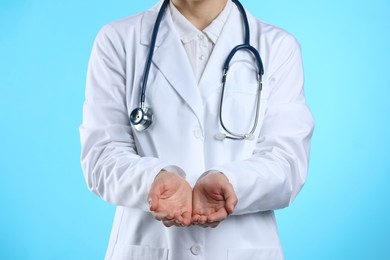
[192,172,237,227]
[148,171,192,226]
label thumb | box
[148,193,159,212]
[223,185,238,214]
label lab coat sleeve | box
[80,25,185,211]
[213,35,314,215]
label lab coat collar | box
[140,0,204,129]
[169,1,200,44]
[202,0,232,44]
[169,0,232,45]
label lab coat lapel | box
[140,3,204,127]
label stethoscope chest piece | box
[130,107,153,131]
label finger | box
[173,219,183,227]
[162,220,175,227]
[207,208,228,223]
[164,216,190,227]
[174,218,191,227]
[175,211,191,227]
[154,210,179,221]
[191,214,201,225]
[170,211,190,227]
[171,209,185,225]
[198,223,209,228]
[152,211,169,221]
[195,222,220,228]
[224,184,238,214]
[180,211,192,226]
[166,212,177,220]
[198,215,208,224]
[205,221,220,228]
[191,214,207,225]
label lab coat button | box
[190,245,201,255]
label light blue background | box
[0,0,389,259]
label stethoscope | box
[130,0,264,141]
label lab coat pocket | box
[221,90,268,137]
[220,58,268,136]
[228,248,283,260]
[110,244,168,260]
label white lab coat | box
[80,1,314,259]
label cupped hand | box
[192,172,238,228]
[148,171,192,227]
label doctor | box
[80,0,314,259]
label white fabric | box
[80,1,314,259]
[169,0,232,83]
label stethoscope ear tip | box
[215,133,255,141]
[215,133,227,141]
[244,134,255,141]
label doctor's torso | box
[81,0,313,259]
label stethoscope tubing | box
[139,0,170,108]
[219,65,262,140]
[131,0,265,141]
